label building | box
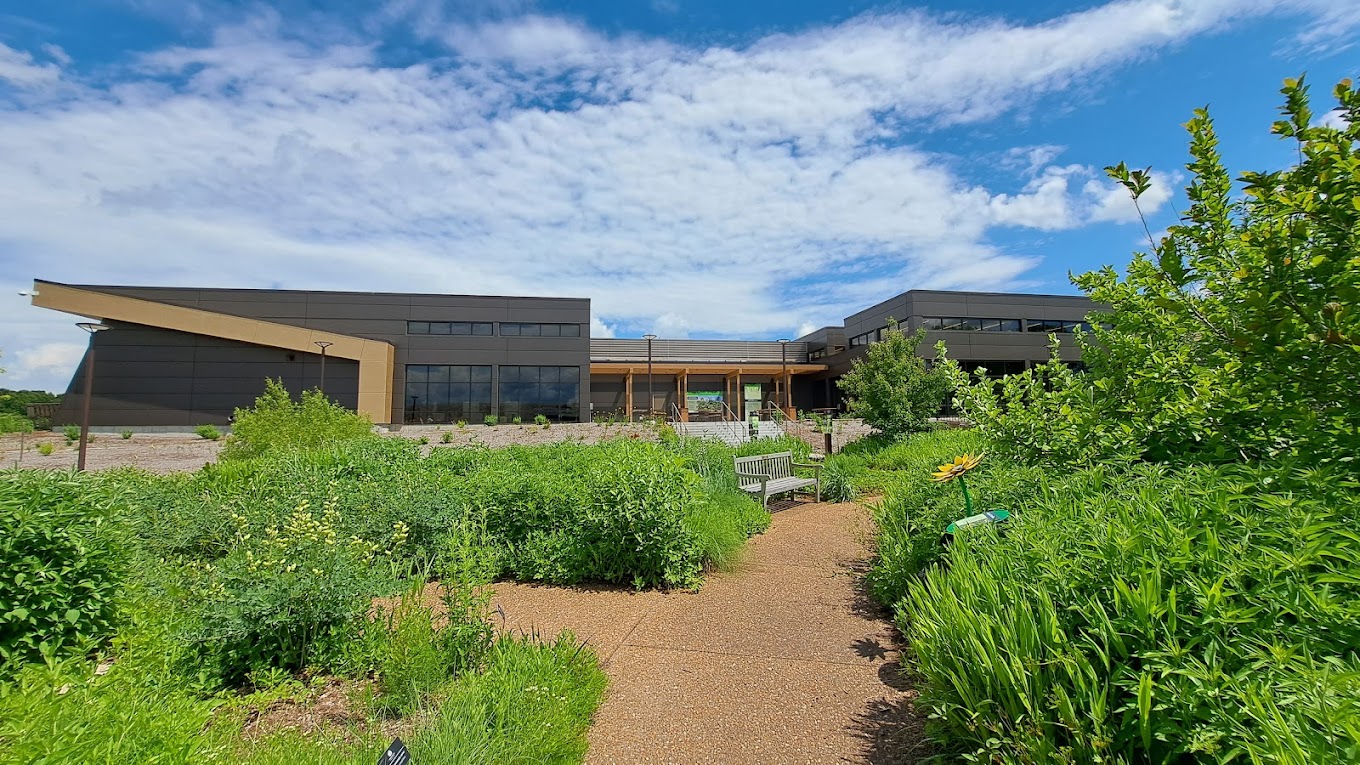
[28,279,1099,428]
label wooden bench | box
[734,451,821,508]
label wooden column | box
[735,370,743,420]
[784,371,796,420]
[678,369,689,422]
[625,371,634,422]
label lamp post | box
[778,338,791,416]
[75,322,110,471]
[313,341,333,395]
[643,334,657,420]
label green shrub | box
[511,416,522,425]
[0,413,33,435]
[456,420,467,428]
[36,443,54,456]
[0,471,123,674]
[183,495,390,685]
[534,414,549,427]
[194,424,221,441]
[440,430,453,444]
[219,379,374,461]
[483,414,498,427]
[120,430,133,440]
[62,425,79,443]
[836,320,950,439]
[684,490,769,571]
[896,461,1360,763]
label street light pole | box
[643,333,657,420]
[75,322,110,471]
[314,341,333,395]
[779,339,791,417]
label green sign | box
[744,384,762,400]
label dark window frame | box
[407,321,494,336]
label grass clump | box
[194,424,221,441]
[222,379,374,461]
[36,443,54,456]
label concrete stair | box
[672,420,784,446]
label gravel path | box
[491,501,929,764]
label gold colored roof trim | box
[30,281,395,423]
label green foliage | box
[61,425,79,443]
[195,424,221,441]
[819,460,856,503]
[534,414,550,427]
[836,320,950,439]
[939,340,1127,466]
[0,414,33,435]
[222,379,375,461]
[441,430,454,443]
[184,495,391,685]
[483,414,498,426]
[36,443,54,456]
[0,471,123,674]
[121,430,133,440]
[0,660,218,764]
[0,389,60,419]
[895,458,1360,763]
[511,416,522,425]
[950,77,1360,470]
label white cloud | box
[1317,108,1350,129]
[0,43,61,87]
[590,316,617,338]
[1,0,1354,390]
[1083,170,1176,224]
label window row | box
[500,322,581,337]
[403,365,580,424]
[407,321,581,337]
[921,317,1101,333]
[922,317,1022,332]
[849,329,880,347]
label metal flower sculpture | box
[931,452,984,514]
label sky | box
[0,1,1356,392]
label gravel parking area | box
[0,422,664,473]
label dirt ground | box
[0,422,662,474]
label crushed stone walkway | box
[490,501,929,764]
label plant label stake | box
[377,738,411,765]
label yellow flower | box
[931,453,984,482]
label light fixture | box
[314,340,334,395]
[643,334,657,421]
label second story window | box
[501,322,582,337]
[408,321,494,335]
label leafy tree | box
[952,76,1360,469]
[1082,75,1360,466]
[837,320,950,439]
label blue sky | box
[1,1,1357,391]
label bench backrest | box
[734,451,794,480]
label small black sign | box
[377,738,411,765]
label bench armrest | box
[792,462,822,477]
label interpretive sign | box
[377,738,411,765]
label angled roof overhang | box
[30,280,395,422]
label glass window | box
[1027,319,1063,333]
[498,366,581,423]
[404,365,493,424]
[500,323,520,336]
[999,319,1022,332]
[921,317,943,330]
[561,324,581,337]
[411,320,497,335]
